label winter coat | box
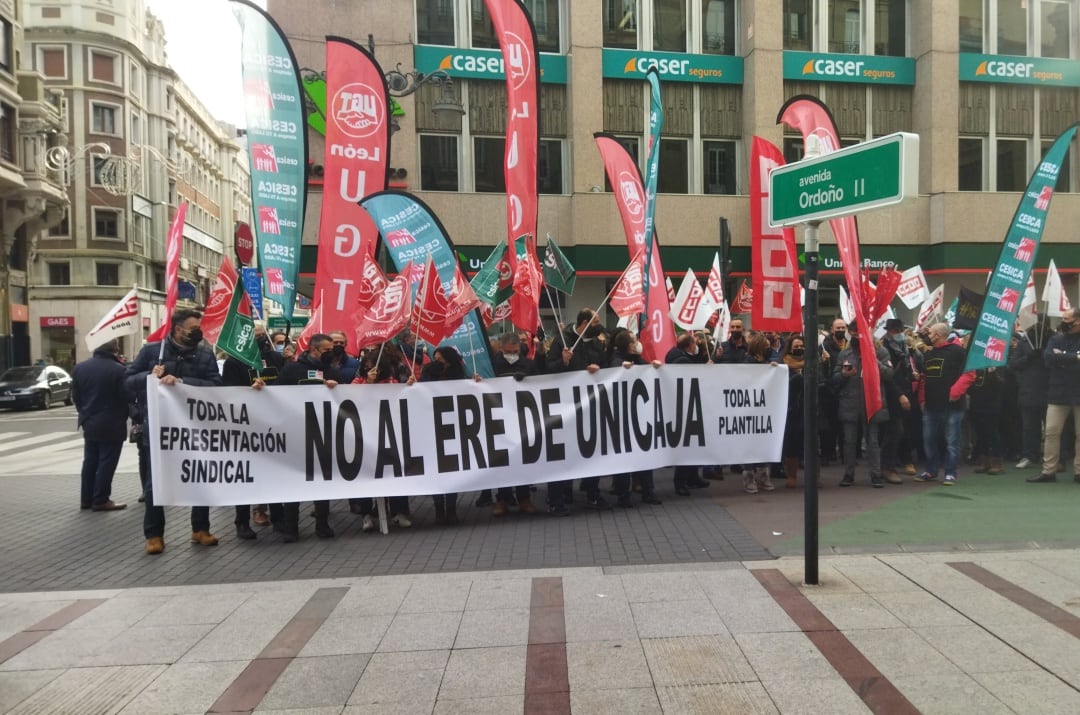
[126,338,222,433]
[278,352,344,386]
[967,368,1004,413]
[1007,334,1048,407]
[831,343,892,423]
[547,327,606,373]
[1043,331,1080,405]
[72,348,129,442]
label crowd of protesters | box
[71,305,1080,554]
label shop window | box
[996,138,1028,191]
[419,134,459,191]
[93,208,120,238]
[958,137,984,191]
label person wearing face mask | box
[275,334,341,540]
[546,309,610,514]
[1007,317,1049,471]
[831,321,895,488]
[126,309,223,555]
[220,322,286,539]
[819,317,849,466]
[327,331,360,383]
[1028,308,1080,483]
[718,318,748,364]
[486,333,541,516]
[880,319,916,483]
[779,335,811,489]
[666,332,712,495]
[609,330,663,506]
[914,323,974,486]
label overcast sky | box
[145,0,268,128]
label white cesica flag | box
[85,287,140,351]
[1043,258,1072,318]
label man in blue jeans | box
[915,323,973,486]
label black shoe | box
[585,497,613,511]
[282,530,299,543]
[80,502,91,510]
[315,522,335,539]
[687,478,710,489]
[675,485,691,497]
[641,494,663,505]
[616,494,634,508]
[839,475,855,487]
[475,492,494,507]
[871,480,885,489]
[236,523,257,540]
[548,505,570,517]
[1027,473,1057,483]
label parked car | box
[0,365,73,410]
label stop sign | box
[235,221,255,266]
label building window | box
[89,49,117,84]
[787,0,906,55]
[0,19,12,73]
[419,134,459,191]
[38,47,67,77]
[703,0,736,55]
[473,136,565,194]
[0,102,14,163]
[130,62,141,97]
[1043,139,1071,192]
[604,0,638,48]
[654,0,688,52]
[784,0,813,50]
[91,155,107,185]
[657,138,689,193]
[704,140,737,194]
[47,262,71,285]
[93,208,120,238]
[996,138,1028,192]
[96,262,120,286]
[997,0,1027,55]
[48,210,69,237]
[416,0,457,46]
[959,0,983,52]
[131,113,141,143]
[1040,0,1072,58]
[91,103,118,135]
[958,137,983,191]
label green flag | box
[470,239,513,308]
[542,235,576,294]
[218,286,261,369]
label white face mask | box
[503,353,520,364]
[633,341,643,354]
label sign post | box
[769,131,919,586]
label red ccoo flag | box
[147,201,188,342]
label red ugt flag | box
[147,201,188,342]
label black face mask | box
[790,348,805,357]
[332,345,346,359]
[730,330,742,342]
[183,328,203,347]
[1061,321,1076,333]
[834,331,847,342]
[584,325,604,339]
[320,351,334,366]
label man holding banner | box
[127,309,222,555]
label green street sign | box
[768,132,919,227]
[267,316,309,330]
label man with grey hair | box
[72,338,130,511]
[1028,307,1080,483]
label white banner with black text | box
[147,364,789,506]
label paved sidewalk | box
[4,549,1080,713]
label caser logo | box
[331,83,384,139]
[975,60,1035,79]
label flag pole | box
[411,261,430,374]
[570,250,643,353]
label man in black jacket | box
[1008,321,1048,470]
[546,309,608,514]
[665,332,711,495]
[1029,309,1080,482]
[275,333,339,539]
[220,323,285,539]
[489,332,539,515]
[126,309,222,555]
[72,339,129,511]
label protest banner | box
[147,363,788,505]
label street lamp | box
[369,33,465,116]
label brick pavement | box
[0,455,771,592]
